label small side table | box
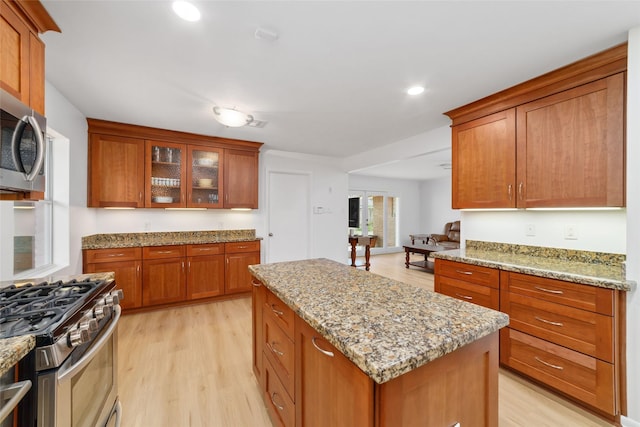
[348,235,378,271]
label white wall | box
[462,210,626,253]
[623,27,640,427]
[45,82,96,275]
[348,174,422,250]
[419,176,460,236]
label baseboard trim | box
[622,415,640,427]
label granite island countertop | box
[82,229,261,249]
[249,258,509,384]
[431,240,634,292]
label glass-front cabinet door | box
[187,146,223,208]
[146,140,186,207]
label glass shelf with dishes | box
[187,147,223,208]
[146,141,186,206]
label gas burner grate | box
[0,278,106,338]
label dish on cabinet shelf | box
[195,158,215,167]
[152,196,173,203]
[198,178,213,187]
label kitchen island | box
[249,258,509,427]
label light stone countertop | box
[82,229,260,249]
[432,241,634,292]
[249,258,509,384]
[0,336,34,376]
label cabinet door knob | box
[518,182,524,200]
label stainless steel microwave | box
[0,89,47,194]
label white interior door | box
[267,171,311,263]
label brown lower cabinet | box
[434,258,626,422]
[253,278,500,427]
[83,240,260,312]
[83,247,142,310]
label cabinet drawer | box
[186,243,223,256]
[436,259,499,288]
[500,328,615,415]
[503,292,613,362]
[263,354,295,427]
[264,313,295,400]
[143,245,186,259]
[225,240,260,254]
[84,247,141,263]
[264,290,295,340]
[505,272,614,315]
[436,276,499,310]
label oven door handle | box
[0,380,31,423]
[58,305,121,382]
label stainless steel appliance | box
[0,277,122,427]
[0,88,46,194]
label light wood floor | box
[117,252,614,426]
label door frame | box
[266,169,312,264]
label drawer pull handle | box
[251,280,261,287]
[534,316,563,327]
[156,250,175,254]
[237,245,248,249]
[266,342,284,357]
[534,356,564,370]
[455,293,473,300]
[270,392,285,411]
[107,253,125,257]
[271,305,284,316]
[312,336,334,357]
[455,270,473,275]
[534,286,563,295]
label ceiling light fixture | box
[213,107,254,127]
[172,1,201,22]
[407,86,425,96]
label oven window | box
[71,338,114,427]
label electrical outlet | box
[564,225,578,240]
[525,224,536,236]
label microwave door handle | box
[25,115,45,182]
[10,118,27,175]
[10,115,45,182]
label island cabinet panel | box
[264,354,295,427]
[88,133,145,208]
[452,109,517,209]
[377,333,499,427]
[446,44,626,209]
[500,270,623,420]
[252,280,266,385]
[434,259,500,310]
[295,316,375,427]
[83,247,143,310]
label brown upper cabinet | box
[0,0,60,114]
[446,43,626,209]
[87,119,263,209]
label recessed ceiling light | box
[407,86,425,96]
[172,1,201,22]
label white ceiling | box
[40,1,640,181]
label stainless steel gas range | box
[0,276,123,427]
